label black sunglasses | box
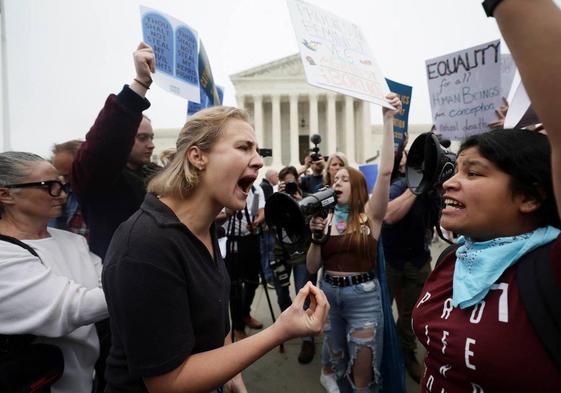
[4,180,71,197]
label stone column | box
[309,93,319,138]
[289,94,299,167]
[235,94,245,111]
[327,93,337,155]
[272,94,282,167]
[361,101,371,163]
[253,95,264,147]
[344,95,356,165]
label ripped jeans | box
[321,276,384,393]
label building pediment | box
[230,54,304,80]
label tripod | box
[226,208,282,351]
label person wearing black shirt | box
[102,43,329,393]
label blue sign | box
[188,85,224,116]
[187,41,223,116]
[385,78,413,151]
[175,27,199,85]
[359,164,378,193]
[142,13,174,75]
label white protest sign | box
[287,0,392,109]
[504,79,531,128]
[426,40,502,140]
[500,53,517,99]
[140,6,200,102]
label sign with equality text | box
[140,6,200,102]
[287,0,392,109]
[426,40,501,140]
[385,78,412,151]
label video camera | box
[406,132,456,195]
[309,134,328,162]
[265,187,337,245]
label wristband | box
[481,0,504,17]
[134,77,152,90]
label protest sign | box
[188,85,224,116]
[426,40,502,140]
[385,78,412,151]
[501,53,517,99]
[504,79,532,128]
[140,6,200,102]
[287,0,392,109]
[359,164,378,193]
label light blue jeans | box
[320,276,384,393]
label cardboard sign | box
[287,0,392,109]
[386,78,413,151]
[140,6,200,102]
[426,40,502,140]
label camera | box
[265,187,337,245]
[259,148,273,158]
[309,134,327,162]
[269,258,290,287]
[284,181,298,196]
[406,132,456,195]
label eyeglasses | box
[3,180,70,197]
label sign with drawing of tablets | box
[287,0,392,109]
[140,6,200,102]
[426,40,502,140]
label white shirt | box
[0,228,108,393]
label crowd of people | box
[1,1,561,392]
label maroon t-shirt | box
[412,235,561,392]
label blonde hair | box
[324,152,349,186]
[148,106,250,199]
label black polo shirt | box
[102,193,230,393]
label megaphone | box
[265,187,337,245]
[406,132,456,195]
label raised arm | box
[366,94,402,237]
[491,0,561,217]
[72,43,155,195]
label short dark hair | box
[278,166,299,181]
[459,129,560,228]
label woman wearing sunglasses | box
[0,152,108,393]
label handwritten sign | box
[386,78,413,151]
[287,0,392,109]
[140,6,200,102]
[426,40,502,140]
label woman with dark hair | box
[412,129,561,392]
[307,94,402,393]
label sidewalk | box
[242,240,449,392]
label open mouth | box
[237,175,257,194]
[444,197,465,210]
[334,190,343,196]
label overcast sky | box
[1,0,546,156]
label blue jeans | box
[320,276,384,393]
[260,232,275,283]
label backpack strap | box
[435,243,459,268]
[0,234,41,260]
[516,241,561,371]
